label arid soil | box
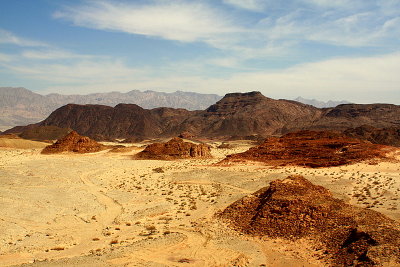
[0,138,399,266]
[223,131,396,167]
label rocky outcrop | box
[344,125,400,147]
[220,176,400,266]
[41,131,105,154]
[136,137,211,160]
[223,130,395,167]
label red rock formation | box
[220,176,400,266]
[41,131,105,154]
[223,130,395,167]
[136,137,211,160]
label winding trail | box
[79,170,123,226]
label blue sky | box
[0,0,399,103]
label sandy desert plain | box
[0,137,400,267]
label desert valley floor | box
[1,138,400,267]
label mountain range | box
[0,87,354,131]
[0,87,221,131]
[294,97,351,108]
[5,91,400,144]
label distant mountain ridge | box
[6,91,400,146]
[0,87,357,131]
[4,92,321,140]
[0,87,222,131]
[294,96,351,108]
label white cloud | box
[21,49,95,60]
[3,40,400,103]
[0,29,48,47]
[0,53,14,62]
[1,3,399,104]
[208,57,240,68]
[213,53,400,103]
[123,52,400,104]
[54,1,239,44]
[302,0,363,8]
[222,0,265,11]
[52,0,400,55]
[257,8,400,47]
[6,59,144,85]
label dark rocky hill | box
[5,91,400,144]
[176,92,321,138]
[36,103,194,140]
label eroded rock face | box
[223,130,395,167]
[220,176,400,266]
[41,131,105,154]
[136,137,211,160]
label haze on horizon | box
[0,0,399,104]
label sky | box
[0,0,399,103]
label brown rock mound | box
[41,131,105,154]
[220,176,400,266]
[136,137,211,160]
[223,130,395,167]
